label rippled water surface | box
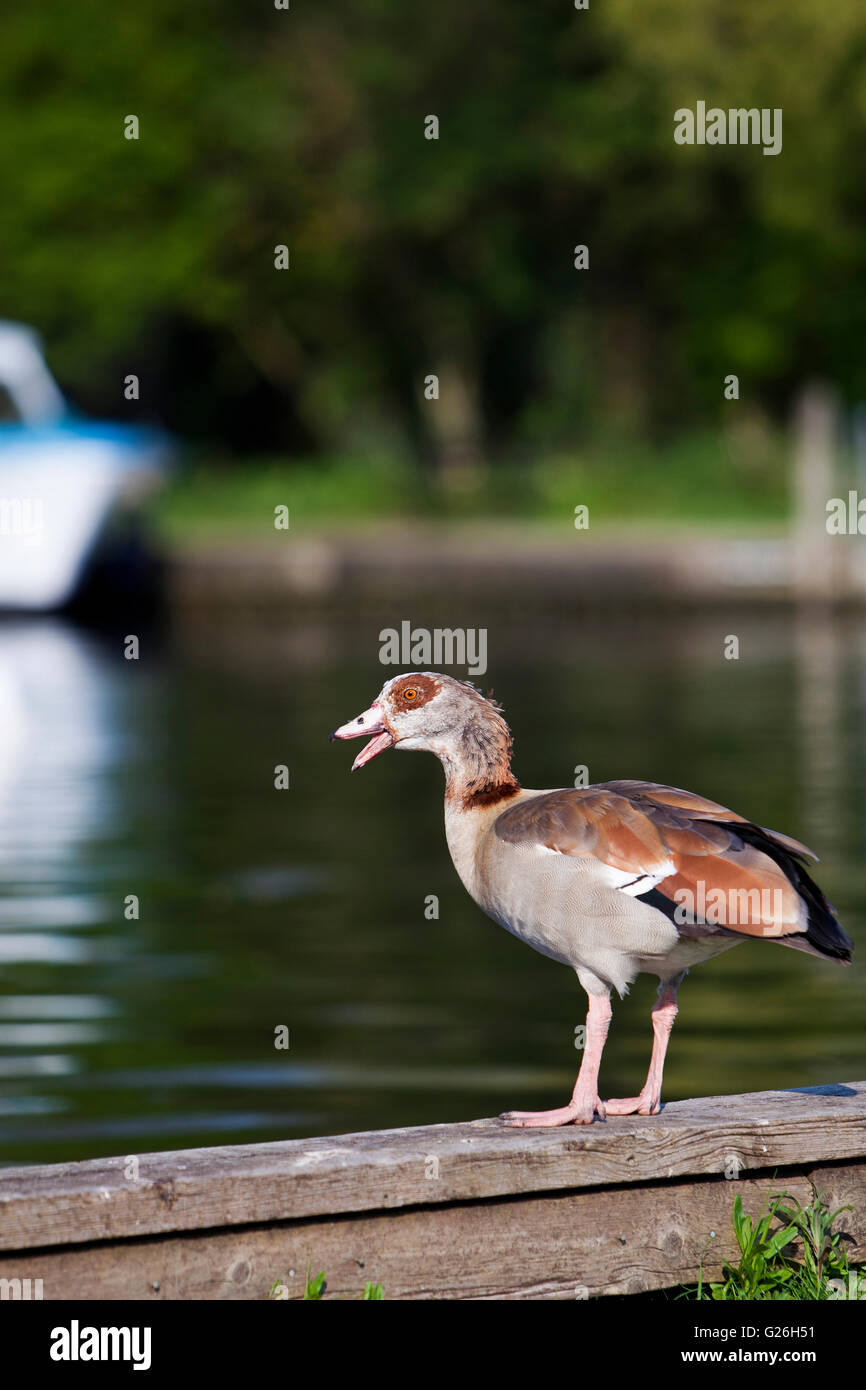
[0,605,863,1164]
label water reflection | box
[795,610,846,855]
[0,608,863,1165]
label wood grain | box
[0,1081,863,1256]
[1,1164,862,1300]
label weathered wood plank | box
[1,1082,863,1254]
[1,1164,862,1300]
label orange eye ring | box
[403,688,418,702]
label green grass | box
[302,1265,327,1301]
[269,1262,384,1301]
[152,428,791,540]
[685,1191,865,1301]
[154,455,418,538]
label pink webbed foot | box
[604,1092,661,1116]
[501,1095,606,1128]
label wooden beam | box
[0,1083,863,1299]
[0,1163,863,1301]
[1,1082,863,1255]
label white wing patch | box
[603,863,676,897]
[533,845,675,897]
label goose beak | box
[330,703,395,770]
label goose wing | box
[494,781,850,958]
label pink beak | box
[330,702,395,771]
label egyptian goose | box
[331,673,853,1126]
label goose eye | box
[403,688,418,702]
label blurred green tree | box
[1,0,864,469]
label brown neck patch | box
[443,688,520,809]
[462,777,521,811]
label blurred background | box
[0,0,864,1163]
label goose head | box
[331,672,518,800]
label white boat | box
[0,321,170,610]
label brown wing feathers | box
[495,787,673,875]
[717,820,852,961]
[494,781,853,962]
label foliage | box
[303,1265,327,1301]
[153,426,789,535]
[268,1264,384,1301]
[687,1191,864,1300]
[2,2,866,464]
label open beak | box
[330,702,395,771]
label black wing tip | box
[782,858,853,963]
[801,909,854,963]
[714,820,854,965]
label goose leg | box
[605,979,681,1116]
[501,991,611,1127]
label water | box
[0,604,863,1165]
